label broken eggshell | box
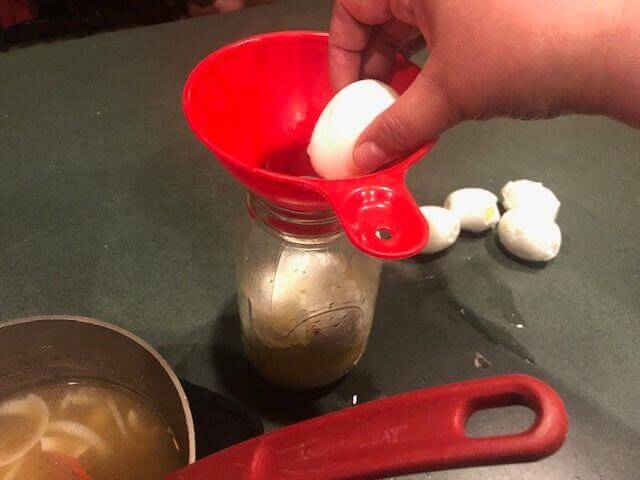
[419,206,461,254]
[501,179,560,219]
[498,208,562,262]
[444,188,500,233]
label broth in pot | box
[0,380,183,480]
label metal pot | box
[0,315,196,466]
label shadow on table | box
[484,231,549,272]
[209,299,334,425]
[180,378,264,459]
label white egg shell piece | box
[498,208,562,262]
[501,179,560,219]
[307,79,399,179]
[419,206,461,254]
[444,188,500,233]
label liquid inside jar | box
[236,225,381,390]
[0,380,183,480]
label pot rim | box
[0,314,197,465]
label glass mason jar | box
[234,193,382,390]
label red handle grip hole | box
[466,405,536,439]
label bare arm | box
[328,0,640,176]
[601,0,640,128]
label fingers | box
[329,0,450,177]
[328,0,393,90]
[361,20,422,83]
[329,1,369,90]
[339,0,393,25]
[352,60,460,174]
[398,34,426,59]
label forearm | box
[602,0,640,127]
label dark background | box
[0,0,280,49]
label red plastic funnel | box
[183,31,436,259]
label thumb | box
[352,63,458,174]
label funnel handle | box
[320,173,428,259]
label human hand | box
[329,0,638,176]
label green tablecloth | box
[1,1,639,478]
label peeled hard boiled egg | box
[307,79,399,179]
[501,179,560,219]
[444,188,500,233]
[498,208,562,262]
[419,206,461,254]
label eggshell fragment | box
[307,79,398,179]
[498,208,562,262]
[444,188,500,233]
[419,206,461,254]
[501,179,560,219]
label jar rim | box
[247,193,344,243]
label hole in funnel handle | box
[375,228,393,241]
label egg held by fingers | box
[307,79,399,179]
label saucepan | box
[0,315,196,467]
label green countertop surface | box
[1,1,639,478]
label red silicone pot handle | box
[168,374,568,480]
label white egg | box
[419,206,461,254]
[501,179,560,219]
[307,79,399,179]
[498,208,562,262]
[444,188,500,233]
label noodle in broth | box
[0,381,183,480]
